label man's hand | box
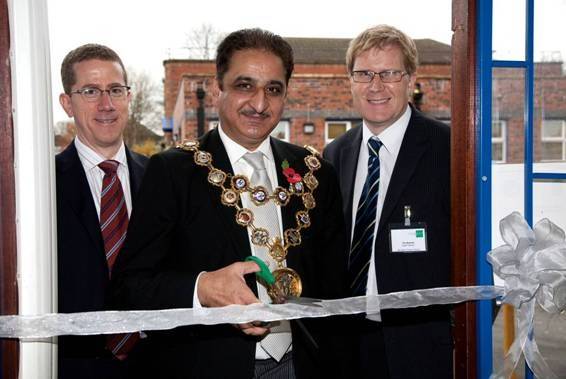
[197,261,269,336]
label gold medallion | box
[284,229,301,246]
[269,267,302,300]
[180,140,199,151]
[231,175,248,192]
[269,237,287,263]
[195,151,212,166]
[221,189,238,206]
[273,187,290,206]
[303,173,318,190]
[236,209,254,226]
[304,155,321,171]
[302,193,316,210]
[251,187,269,205]
[296,211,311,227]
[208,169,226,186]
[251,228,269,245]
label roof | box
[285,37,451,65]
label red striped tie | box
[99,160,139,360]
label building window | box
[325,121,352,145]
[271,121,290,142]
[541,120,566,161]
[492,120,507,163]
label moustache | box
[240,109,270,118]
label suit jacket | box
[324,106,453,379]
[56,141,148,378]
[110,128,350,379]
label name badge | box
[389,222,428,253]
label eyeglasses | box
[70,85,130,102]
[351,70,408,84]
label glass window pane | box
[492,0,526,61]
[534,0,566,169]
[492,121,502,138]
[270,121,289,141]
[492,143,503,162]
[327,123,347,139]
[491,67,525,262]
[541,142,563,160]
[542,120,563,138]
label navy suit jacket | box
[110,128,351,378]
[56,141,147,373]
[324,106,453,378]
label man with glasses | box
[56,43,148,379]
[324,25,452,378]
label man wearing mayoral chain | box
[111,28,351,378]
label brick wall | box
[164,58,566,163]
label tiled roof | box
[284,37,451,65]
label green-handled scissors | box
[245,256,275,286]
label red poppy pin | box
[281,160,302,184]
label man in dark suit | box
[56,44,148,379]
[324,25,452,378]
[110,28,349,379]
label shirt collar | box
[217,125,274,166]
[74,137,127,170]
[362,104,411,155]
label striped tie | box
[349,137,383,296]
[98,160,139,360]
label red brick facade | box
[163,38,566,162]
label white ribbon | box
[0,286,500,339]
[488,212,566,379]
[0,212,564,378]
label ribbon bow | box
[488,212,566,378]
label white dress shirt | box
[192,125,290,359]
[74,137,132,218]
[351,105,411,301]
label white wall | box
[8,0,57,377]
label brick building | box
[163,37,566,162]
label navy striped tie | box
[349,137,383,296]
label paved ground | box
[492,304,566,378]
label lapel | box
[378,108,430,232]
[270,138,300,235]
[200,129,252,261]
[125,146,145,203]
[57,142,104,255]
[338,125,363,245]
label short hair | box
[215,28,294,89]
[60,43,127,94]
[346,25,418,76]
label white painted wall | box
[8,0,57,377]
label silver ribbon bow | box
[488,211,566,379]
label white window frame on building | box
[270,120,290,142]
[325,120,352,145]
[540,119,566,161]
[209,120,220,131]
[491,120,507,163]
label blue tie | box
[349,137,383,296]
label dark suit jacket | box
[56,141,148,379]
[324,106,453,379]
[110,128,350,379]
